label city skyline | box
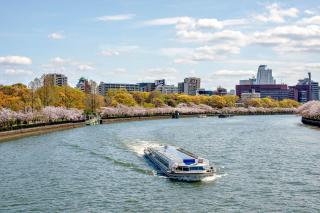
[1,0,320,89]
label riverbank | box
[0,110,296,142]
[0,122,85,142]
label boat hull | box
[144,150,214,182]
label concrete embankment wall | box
[0,122,85,142]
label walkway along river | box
[0,115,319,212]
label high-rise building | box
[256,65,275,84]
[179,77,201,95]
[42,73,68,87]
[98,82,140,96]
[289,73,319,103]
[236,84,289,100]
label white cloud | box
[299,15,320,25]
[0,56,32,65]
[214,69,254,77]
[48,32,64,40]
[141,67,178,82]
[304,10,315,16]
[100,45,139,56]
[96,14,135,21]
[253,25,320,52]
[143,17,186,26]
[51,57,70,65]
[78,64,94,71]
[254,3,299,23]
[4,69,33,75]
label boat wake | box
[201,173,224,182]
[63,142,154,175]
[126,139,162,157]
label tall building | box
[179,77,201,95]
[236,84,289,100]
[289,73,319,103]
[42,73,68,87]
[98,82,140,96]
[76,77,97,94]
[256,65,275,84]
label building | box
[138,82,156,92]
[240,90,261,101]
[196,89,213,96]
[155,79,166,87]
[256,65,276,84]
[236,84,289,100]
[239,78,256,85]
[213,87,227,96]
[155,85,179,94]
[179,77,201,95]
[289,73,319,103]
[229,89,236,96]
[76,77,97,94]
[42,73,68,87]
[98,82,140,96]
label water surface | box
[0,115,319,212]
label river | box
[0,115,319,212]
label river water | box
[0,115,319,212]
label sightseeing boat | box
[144,145,214,181]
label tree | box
[207,95,226,108]
[106,89,137,107]
[279,99,300,108]
[224,95,239,107]
[245,98,262,107]
[132,92,149,105]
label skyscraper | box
[256,65,275,84]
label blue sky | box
[0,0,320,90]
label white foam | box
[127,139,162,157]
[201,173,227,182]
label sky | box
[0,0,320,90]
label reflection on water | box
[0,115,319,212]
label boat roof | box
[152,145,202,166]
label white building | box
[256,65,275,84]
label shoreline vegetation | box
[0,83,312,141]
[296,101,320,127]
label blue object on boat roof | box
[183,159,195,165]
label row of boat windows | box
[176,166,205,171]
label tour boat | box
[144,145,215,181]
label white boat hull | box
[144,149,214,182]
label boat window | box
[183,167,189,171]
[190,166,205,170]
[176,167,182,171]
